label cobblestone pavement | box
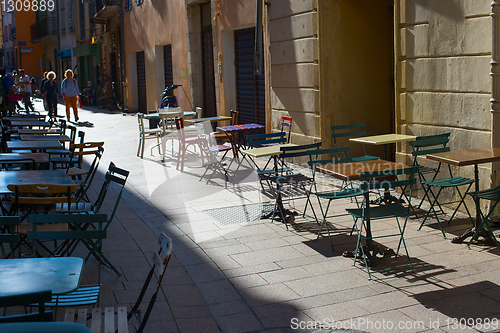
[3,101,500,333]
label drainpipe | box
[119,0,127,111]
[491,0,500,187]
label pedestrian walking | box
[0,67,14,117]
[41,71,58,119]
[61,69,80,122]
[18,69,35,113]
[40,72,49,111]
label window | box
[125,0,131,11]
[60,0,66,35]
[135,0,142,6]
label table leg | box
[452,164,485,244]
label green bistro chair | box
[268,142,322,228]
[245,132,290,189]
[331,123,379,162]
[0,216,20,258]
[331,123,379,191]
[411,136,474,237]
[408,133,451,210]
[306,148,364,251]
[346,166,417,280]
[466,185,500,251]
[0,291,53,323]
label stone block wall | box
[396,0,493,201]
[268,0,319,145]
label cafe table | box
[17,128,64,135]
[0,153,49,169]
[315,159,409,258]
[426,147,500,243]
[20,134,71,142]
[185,116,232,124]
[350,133,417,160]
[0,257,83,296]
[4,115,46,121]
[241,144,298,221]
[0,170,75,194]
[10,121,51,128]
[217,123,265,158]
[6,140,64,152]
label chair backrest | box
[247,132,287,147]
[159,111,182,134]
[129,233,172,333]
[409,135,452,178]
[8,183,78,215]
[68,142,104,170]
[280,142,322,159]
[359,166,418,194]
[0,290,53,323]
[175,117,189,143]
[307,147,352,169]
[27,214,108,282]
[230,110,239,126]
[92,162,130,225]
[67,125,77,144]
[0,216,21,258]
[137,113,147,134]
[280,116,292,143]
[75,145,105,202]
[331,123,369,155]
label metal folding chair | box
[346,166,417,280]
[306,148,364,251]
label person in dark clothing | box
[40,72,48,111]
[0,67,14,117]
[41,71,59,119]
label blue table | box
[0,257,83,296]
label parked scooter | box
[160,84,182,108]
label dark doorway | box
[234,28,265,126]
[136,51,147,113]
[200,3,216,117]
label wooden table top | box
[426,147,500,166]
[0,257,83,296]
[10,121,51,127]
[0,170,75,193]
[350,134,417,145]
[316,159,408,181]
[0,153,49,164]
[20,134,71,142]
[241,143,297,158]
[6,140,64,151]
[185,116,232,123]
[17,128,64,135]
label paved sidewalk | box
[6,101,500,333]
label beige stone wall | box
[268,0,319,145]
[396,0,492,201]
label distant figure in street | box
[0,67,14,117]
[40,72,49,111]
[61,69,80,122]
[19,69,35,113]
[41,71,58,119]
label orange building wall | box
[14,10,44,77]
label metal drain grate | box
[203,202,275,225]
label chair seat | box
[65,307,128,333]
[38,285,100,308]
[257,167,293,175]
[56,202,92,213]
[422,176,474,188]
[347,202,409,220]
[315,188,363,200]
[467,184,500,201]
[67,167,89,176]
[270,173,312,184]
[352,155,379,162]
[144,128,162,135]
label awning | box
[56,49,71,58]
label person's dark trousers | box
[22,92,34,113]
[47,100,58,118]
